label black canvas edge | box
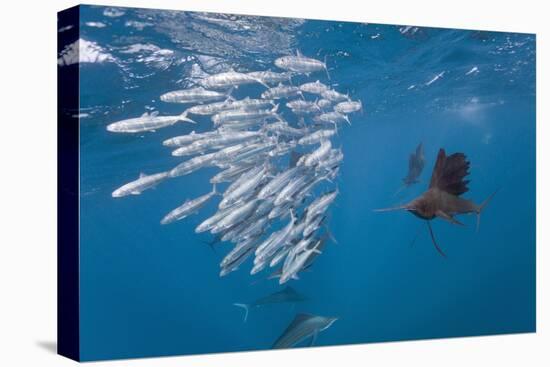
[57,5,81,362]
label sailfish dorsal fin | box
[429,148,470,196]
[408,152,416,171]
[416,142,424,157]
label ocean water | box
[66,5,535,361]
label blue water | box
[71,5,535,361]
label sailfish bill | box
[373,205,409,212]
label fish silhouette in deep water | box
[272,313,338,349]
[403,142,425,186]
[233,286,307,322]
[394,142,425,196]
[200,234,223,253]
[376,148,497,257]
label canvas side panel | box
[57,5,81,362]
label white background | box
[0,0,547,365]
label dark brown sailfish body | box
[376,148,496,257]
[411,149,476,221]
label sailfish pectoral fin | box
[308,331,319,347]
[426,221,446,258]
[436,210,465,226]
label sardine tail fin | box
[324,55,330,80]
[255,78,270,89]
[179,111,197,124]
[323,225,338,244]
[344,114,351,126]
[233,303,250,322]
[287,73,294,85]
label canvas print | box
[57,4,536,362]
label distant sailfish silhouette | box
[376,148,497,257]
[394,142,425,196]
[403,142,425,186]
[233,286,307,322]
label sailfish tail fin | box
[233,303,250,322]
[476,189,499,232]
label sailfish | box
[403,142,425,186]
[272,313,338,349]
[376,148,496,257]
[393,142,425,196]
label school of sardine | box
[107,52,362,283]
